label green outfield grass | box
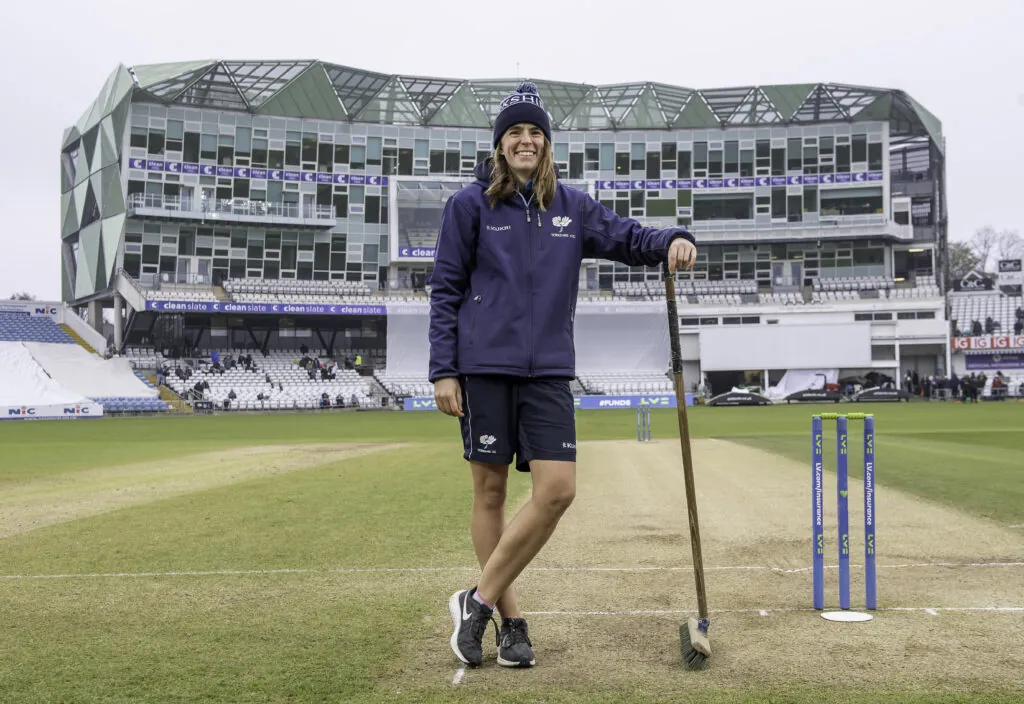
[0,402,1022,703]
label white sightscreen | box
[698,323,872,371]
[384,302,670,376]
[385,307,431,377]
[573,303,668,374]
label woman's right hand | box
[434,377,464,417]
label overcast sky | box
[2,0,1021,301]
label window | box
[771,147,785,175]
[895,210,909,225]
[318,143,333,171]
[724,141,739,174]
[820,188,884,216]
[367,137,382,166]
[398,148,413,175]
[217,145,233,166]
[316,184,332,207]
[803,186,817,212]
[787,194,802,222]
[444,150,459,173]
[853,247,884,265]
[585,146,599,171]
[661,142,677,169]
[678,150,691,178]
[820,136,834,156]
[708,148,722,177]
[615,152,629,175]
[269,149,284,170]
[646,152,660,179]
[756,139,770,172]
[631,143,645,171]
[693,142,708,172]
[740,149,753,177]
[183,133,200,163]
[852,135,867,163]
[252,138,268,166]
[868,143,883,171]
[429,150,444,173]
[235,127,252,157]
[130,126,148,148]
[600,144,614,171]
[836,144,851,172]
[167,120,184,152]
[148,130,165,155]
[646,198,676,217]
[570,152,584,179]
[285,141,300,166]
[199,134,216,161]
[787,138,802,171]
[803,145,818,174]
[351,145,366,171]
[365,195,380,224]
[771,188,786,218]
[693,195,753,221]
[301,136,317,163]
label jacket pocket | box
[467,293,483,347]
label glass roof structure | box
[114,60,942,149]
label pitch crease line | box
[2,561,1023,580]
[522,606,1024,616]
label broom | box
[663,262,712,669]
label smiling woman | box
[426,80,698,670]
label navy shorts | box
[459,374,577,472]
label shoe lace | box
[473,612,496,642]
[497,618,532,648]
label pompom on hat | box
[493,81,552,148]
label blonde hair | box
[485,135,557,211]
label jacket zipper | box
[518,190,536,377]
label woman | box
[428,81,697,669]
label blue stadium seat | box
[0,312,76,344]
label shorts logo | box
[477,434,497,454]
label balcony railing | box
[126,193,336,227]
[688,214,912,243]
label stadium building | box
[48,58,984,413]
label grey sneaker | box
[448,587,495,667]
[496,617,535,668]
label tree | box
[8,292,36,300]
[946,241,980,287]
[995,229,1022,262]
[970,226,1000,272]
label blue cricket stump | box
[812,416,825,611]
[636,406,651,442]
[812,412,876,613]
[864,415,876,610]
[836,416,850,610]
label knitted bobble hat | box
[493,81,552,148]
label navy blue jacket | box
[428,161,695,382]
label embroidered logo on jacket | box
[550,216,575,239]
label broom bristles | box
[679,617,711,669]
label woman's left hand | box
[667,238,697,273]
